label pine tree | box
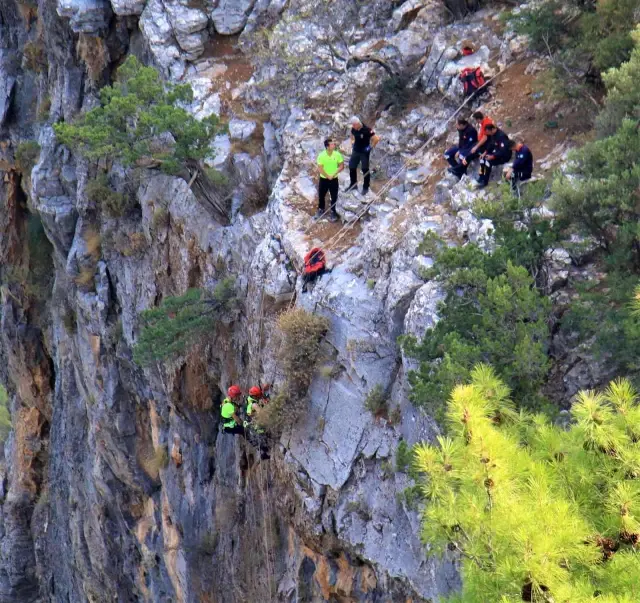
[414,365,640,602]
[133,278,238,366]
[54,56,221,175]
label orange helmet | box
[227,385,242,397]
[248,386,262,397]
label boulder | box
[228,119,257,140]
[109,0,145,15]
[211,0,256,35]
[57,0,112,33]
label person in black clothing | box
[503,139,533,192]
[444,118,478,178]
[346,116,380,195]
[476,124,512,188]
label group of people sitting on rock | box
[444,111,533,190]
[220,384,271,459]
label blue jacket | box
[457,123,478,151]
[512,145,533,178]
[486,129,512,163]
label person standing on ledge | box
[345,116,380,196]
[315,138,344,222]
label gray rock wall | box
[0,0,593,600]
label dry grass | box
[255,309,330,435]
[117,232,148,257]
[74,267,95,289]
[23,40,46,73]
[77,34,109,83]
[138,444,169,480]
[83,228,101,260]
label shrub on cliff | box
[54,55,221,175]
[254,308,329,435]
[404,245,551,422]
[0,385,11,446]
[414,365,640,603]
[133,278,238,366]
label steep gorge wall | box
[0,0,553,601]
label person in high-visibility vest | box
[245,386,270,460]
[220,385,244,435]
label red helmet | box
[248,386,262,397]
[227,385,242,398]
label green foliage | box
[15,141,41,174]
[54,56,221,175]
[552,119,640,271]
[396,439,414,473]
[562,273,640,379]
[133,278,238,365]
[405,218,552,421]
[364,384,387,416]
[0,385,11,447]
[580,0,638,72]
[85,174,129,217]
[510,1,569,53]
[597,26,640,136]
[414,365,640,603]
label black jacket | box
[486,129,512,163]
[512,144,533,178]
[457,123,478,151]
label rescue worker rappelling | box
[244,385,270,460]
[220,385,245,436]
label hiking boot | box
[362,188,370,196]
[474,179,487,189]
[447,167,462,178]
[313,209,324,220]
[343,184,357,193]
[329,211,339,223]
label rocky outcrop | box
[0,0,594,600]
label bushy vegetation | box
[85,174,129,217]
[550,28,640,380]
[404,185,555,423]
[414,365,640,603]
[0,385,11,447]
[364,384,387,417]
[54,56,221,175]
[15,140,41,174]
[133,278,238,365]
[254,309,329,435]
[510,0,639,105]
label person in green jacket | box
[220,385,244,435]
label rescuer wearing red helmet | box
[245,385,270,460]
[220,385,244,435]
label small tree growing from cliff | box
[133,278,238,366]
[54,56,221,175]
[414,364,640,603]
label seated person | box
[476,124,512,188]
[457,111,495,171]
[503,139,533,191]
[444,117,478,179]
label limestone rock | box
[109,0,145,15]
[228,119,257,140]
[57,0,112,33]
[211,0,256,35]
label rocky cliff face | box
[0,0,594,601]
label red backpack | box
[303,248,326,276]
[459,67,486,97]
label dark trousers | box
[509,170,532,192]
[450,145,485,177]
[349,150,370,191]
[222,424,245,436]
[318,177,338,212]
[478,155,511,185]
